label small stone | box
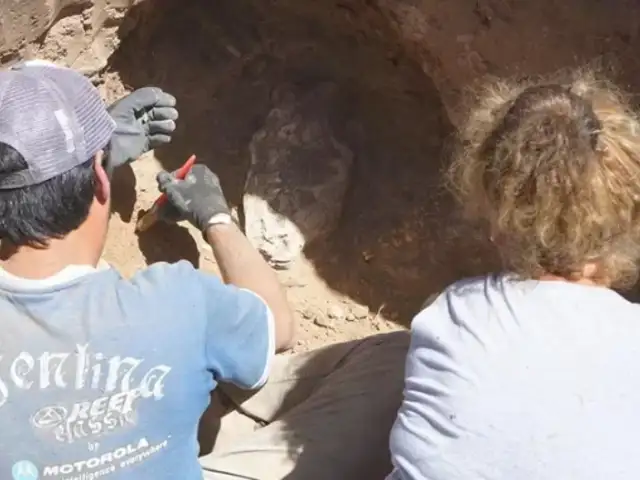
[352,304,369,319]
[327,305,345,320]
[314,316,334,329]
[346,313,356,322]
[298,307,316,320]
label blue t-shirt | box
[0,260,274,480]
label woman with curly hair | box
[387,71,640,480]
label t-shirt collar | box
[0,259,110,291]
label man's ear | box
[93,150,111,205]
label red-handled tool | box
[135,154,197,233]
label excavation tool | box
[135,154,197,233]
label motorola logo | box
[12,460,39,480]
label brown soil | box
[96,0,640,350]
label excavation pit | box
[5,0,639,347]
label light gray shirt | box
[388,274,640,480]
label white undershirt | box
[0,259,109,291]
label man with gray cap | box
[0,59,410,480]
[0,60,295,479]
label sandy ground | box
[95,0,640,351]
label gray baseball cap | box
[0,60,116,190]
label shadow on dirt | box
[136,221,201,268]
[110,164,137,224]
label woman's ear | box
[93,150,111,205]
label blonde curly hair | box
[447,70,640,288]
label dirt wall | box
[0,0,147,74]
[3,0,639,98]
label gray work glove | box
[106,87,178,175]
[156,164,231,231]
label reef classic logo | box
[32,406,67,429]
[0,344,172,443]
[12,460,39,480]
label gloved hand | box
[156,164,231,231]
[106,87,178,175]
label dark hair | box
[0,142,97,247]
